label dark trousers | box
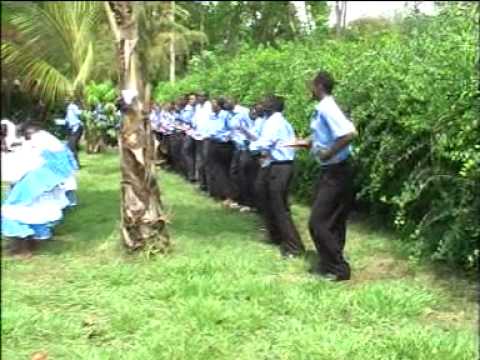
[230,150,258,207]
[161,134,174,167]
[153,131,168,164]
[207,140,235,200]
[309,161,354,280]
[67,126,83,166]
[183,136,196,181]
[170,133,185,174]
[194,139,209,190]
[255,162,305,255]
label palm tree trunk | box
[169,0,176,83]
[105,1,170,252]
[335,1,346,36]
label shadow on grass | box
[37,189,120,256]
[167,201,264,244]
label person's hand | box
[282,138,310,148]
[318,148,333,161]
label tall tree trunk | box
[342,1,347,29]
[169,0,176,84]
[200,6,204,53]
[105,1,170,253]
[335,1,346,36]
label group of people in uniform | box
[151,70,357,281]
[1,70,357,280]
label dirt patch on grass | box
[353,255,415,283]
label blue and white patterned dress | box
[1,130,79,240]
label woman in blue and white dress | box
[1,122,78,257]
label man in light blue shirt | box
[289,71,357,281]
[64,97,84,167]
[169,97,188,174]
[233,98,250,116]
[191,91,212,191]
[227,105,255,209]
[181,93,197,182]
[205,98,237,202]
[158,102,176,168]
[250,95,305,258]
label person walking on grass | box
[286,70,357,281]
[64,96,84,167]
[250,95,305,258]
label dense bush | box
[154,4,479,269]
[83,81,120,152]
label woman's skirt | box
[1,146,78,240]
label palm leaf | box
[2,42,72,104]
[1,1,102,104]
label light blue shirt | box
[65,103,83,132]
[251,116,267,138]
[209,110,232,142]
[310,96,356,165]
[180,105,195,127]
[250,112,296,167]
[149,109,162,131]
[234,104,250,116]
[192,101,213,139]
[228,111,253,150]
[159,110,175,134]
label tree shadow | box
[36,188,121,256]
[167,200,265,244]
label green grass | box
[2,152,477,360]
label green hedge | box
[154,4,479,269]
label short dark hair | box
[21,121,43,135]
[313,71,335,94]
[216,96,226,109]
[263,95,284,113]
[223,97,234,111]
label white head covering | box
[1,119,19,149]
[28,130,65,152]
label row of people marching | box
[149,70,358,281]
[1,120,79,257]
[151,93,263,211]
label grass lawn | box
[1,152,477,359]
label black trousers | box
[183,136,197,181]
[230,150,259,207]
[255,162,305,255]
[162,134,174,167]
[153,131,168,164]
[169,133,185,174]
[309,161,354,280]
[67,126,84,166]
[207,140,235,200]
[194,139,209,190]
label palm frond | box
[2,42,72,104]
[1,1,102,104]
[72,42,94,94]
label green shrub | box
[83,81,120,152]
[153,4,479,269]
